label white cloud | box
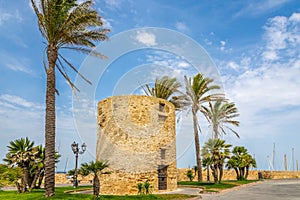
[290,13,300,22]
[0,12,12,25]
[103,0,123,9]
[145,51,196,77]
[226,61,239,70]
[0,53,34,75]
[262,51,278,61]
[235,0,292,17]
[135,31,157,46]
[0,94,44,162]
[0,93,94,171]
[0,94,37,108]
[5,63,33,74]
[0,10,23,26]
[175,22,189,32]
[204,38,212,46]
[101,17,112,30]
[263,12,300,61]
[220,40,226,51]
[221,13,300,141]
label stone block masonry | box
[96,95,177,195]
[177,168,300,181]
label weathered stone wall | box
[177,168,300,181]
[55,174,93,184]
[261,170,300,179]
[96,95,177,195]
[54,170,300,185]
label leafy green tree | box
[202,138,231,183]
[80,160,110,197]
[0,164,22,188]
[226,146,256,180]
[31,0,109,196]
[3,137,37,193]
[193,165,198,177]
[203,100,240,139]
[186,169,194,181]
[181,73,221,181]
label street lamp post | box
[71,141,87,188]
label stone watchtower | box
[96,95,177,194]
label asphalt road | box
[201,179,300,200]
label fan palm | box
[202,153,212,182]
[3,137,37,192]
[31,0,109,196]
[80,160,110,197]
[182,73,221,181]
[226,146,256,180]
[143,76,181,102]
[29,145,44,192]
[244,154,256,179]
[226,157,240,180]
[29,146,61,191]
[202,138,231,183]
[203,100,240,139]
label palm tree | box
[29,145,44,192]
[31,0,109,196]
[202,138,231,183]
[202,154,212,182]
[3,137,37,193]
[216,140,231,183]
[143,76,181,101]
[203,100,240,139]
[29,146,61,191]
[244,154,256,179]
[226,146,256,180]
[80,160,110,197]
[182,73,221,182]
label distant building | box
[96,95,177,195]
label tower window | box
[159,103,165,112]
[161,149,166,160]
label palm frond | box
[55,61,80,92]
[58,53,92,85]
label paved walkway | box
[2,179,300,200]
[201,179,300,200]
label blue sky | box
[1,0,300,172]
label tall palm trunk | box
[15,181,21,193]
[234,168,239,180]
[206,165,210,182]
[37,170,44,188]
[213,124,218,139]
[218,164,223,183]
[22,166,30,192]
[44,44,58,197]
[238,167,245,180]
[211,165,218,183]
[245,166,250,179]
[192,107,202,182]
[93,174,100,196]
[30,168,41,192]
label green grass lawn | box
[0,186,195,200]
[178,180,259,191]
